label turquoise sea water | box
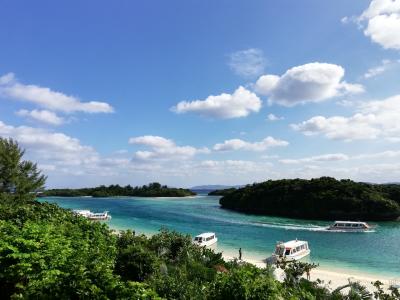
[42,195,400,278]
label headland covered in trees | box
[219,177,400,221]
[1,138,400,299]
[208,188,237,196]
[41,182,196,198]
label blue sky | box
[1,0,400,188]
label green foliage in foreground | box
[1,138,399,299]
[0,200,160,299]
[41,182,196,198]
[220,177,400,221]
[1,200,400,299]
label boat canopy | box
[332,221,369,227]
[194,232,216,241]
[279,240,308,249]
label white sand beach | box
[221,251,398,292]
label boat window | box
[345,223,351,227]
[285,249,291,256]
[352,224,358,227]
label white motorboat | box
[272,239,310,262]
[193,232,218,247]
[73,210,111,220]
[327,221,371,232]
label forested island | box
[219,177,400,221]
[40,182,196,197]
[1,139,399,299]
[208,188,237,196]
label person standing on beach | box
[306,268,310,280]
[239,248,242,260]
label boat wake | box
[175,211,376,233]
[251,221,376,233]
[251,221,328,232]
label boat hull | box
[284,249,310,261]
[327,228,369,232]
[87,216,111,221]
[194,237,218,247]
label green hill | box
[219,177,400,221]
[40,183,196,198]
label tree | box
[332,281,371,300]
[149,182,161,190]
[116,231,159,282]
[0,138,46,203]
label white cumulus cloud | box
[291,115,380,141]
[0,73,114,114]
[16,109,65,125]
[197,160,272,174]
[279,153,349,164]
[171,86,262,119]
[267,113,284,121]
[254,62,363,106]
[292,94,400,141]
[129,135,209,160]
[357,0,400,50]
[363,59,399,78]
[129,135,175,148]
[228,48,266,77]
[0,120,99,166]
[213,136,288,152]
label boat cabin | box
[328,221,370,230]
[274,239,310,261]
[193,232,218,246]
[73,210,111,221]
[73,210,92,217]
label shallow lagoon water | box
[42,195,400,278]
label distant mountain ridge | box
[190,185,243,190]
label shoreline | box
[112,226,398,290]
[221,251,396,291]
